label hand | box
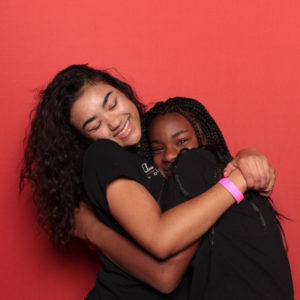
[223,148,275,197]
[72,201,99,242]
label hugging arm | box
[83,141,243,260]
[106,148,275,258]
[79,146,273,291]
[106,163,245,259]
[73,202,199,294]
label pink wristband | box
[218,178,244,204]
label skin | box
[70,84,275,194]
[70,82,275,196]
[150,113,275,195]
[70,84,274,292]
[225,150,275,196]
[73,202,199,293]
[150,112,201,178]
[70,82,142,147]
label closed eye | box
[151,146,164,153]
[88,122,102,132]
[109,98,118,110]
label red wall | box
[1,0,299,299]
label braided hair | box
[141,97,232,164]
[139,97,287,247]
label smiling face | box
[149,112,204,178]
[70,82,142,147]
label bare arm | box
[74,148,269,292]
[107,169,246,259]
[84,140,245,259]
[73,202,199,294]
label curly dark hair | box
[139,97,287,247]
[19,64,145,246]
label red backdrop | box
[0,0,299,299]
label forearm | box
[108,169,246,259]
[149,171,243,258]
[88,221,199,293]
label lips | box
[162,164,172,178]
[115,118,132,139]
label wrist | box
[218,177,244,204]
[86,219,101,243]
[227,169,247,193]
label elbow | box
[152,249,170,261]
[148,239,174,260]
[153,270,180,294]
[159,283,178,294]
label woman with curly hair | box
[20,64,279,299]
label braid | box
[140,97,287,248]
[140,97,232,168]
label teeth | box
[117,119,129,136]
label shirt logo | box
[141,163,159,179]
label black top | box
[173,148,294,300]
[83,139,195,300]
[161,150,215,300]
[83,140,294,300]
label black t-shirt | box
[83,140,294,300]
[83,139,195,300]
[161,149,215,300]
[83,139,162,239]
[173,148,294,300]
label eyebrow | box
[81,91,113,129]
[171,130,187,139]
[150,130,188,144]
[82,116,96,129]
[102,91,113,108]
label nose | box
[163,147,178,163]
[107,115,121,131]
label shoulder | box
[84,139,139,168]
[172,148,218,197]
[83,139,148,189]
[176,148,218,171]
[85,139,127,160]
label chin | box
[130,133,141,146]
[122,137,140,148]
[158,169,168,179]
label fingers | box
[79,201,90,210]
[251,156,270,190]
[223,160,238,177]
[236,156,264,189]
[72,201,96,241]
[233,150,275,191]
[258,190,272,197]
[267,167,275,191]
[258,167,275,197]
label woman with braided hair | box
[20,64,283,299]
[76,97,293,299]
[139,97,294,298]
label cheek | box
[86,128,110,142]
[83,132,98,142]
[130,103,141,123]
[152,155,162,169]
[185,145,194,151]
[192,137,200,148]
